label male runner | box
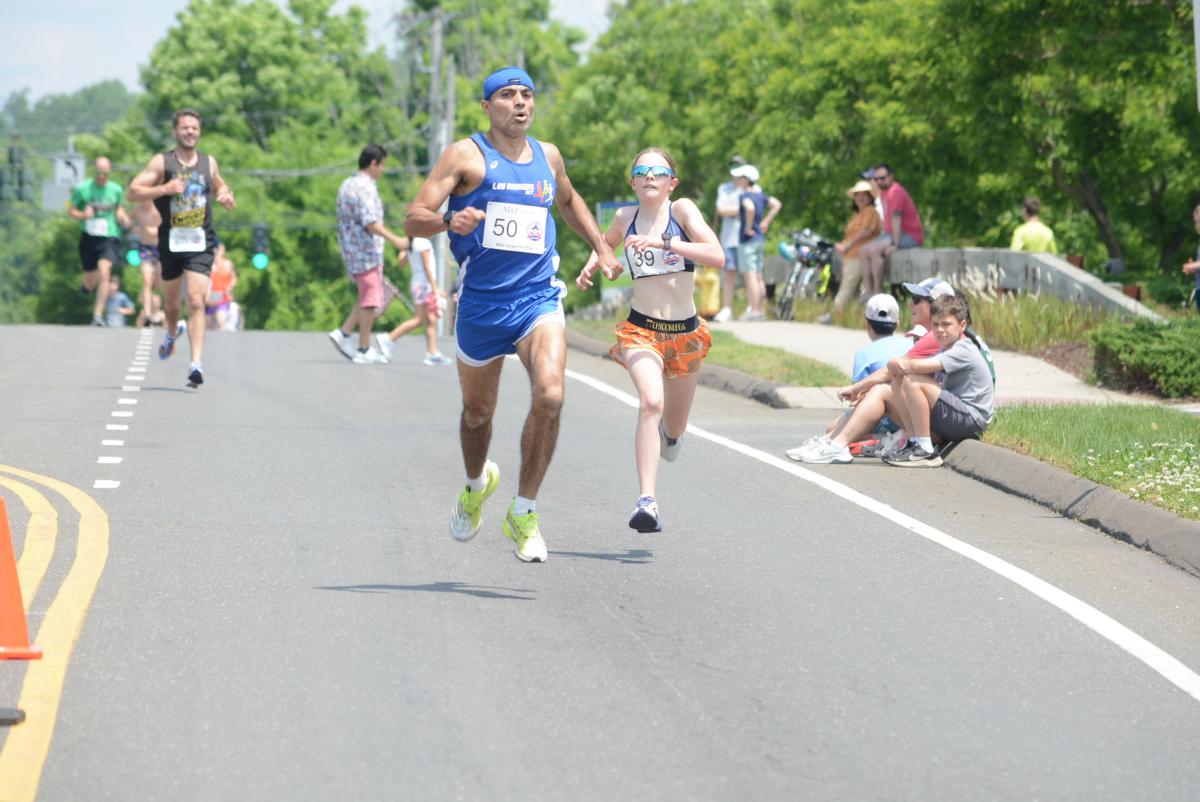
[129,200,163,327]
[127,109,236,387]
[405,66,621,563]
[68,157,131,326]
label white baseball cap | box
[902,277,955,300]
[730,164,759,183]
[865,293,900,324]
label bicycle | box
[774,228,836,321]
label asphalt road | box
[1,324,1199,801]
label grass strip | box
[984,404,1200,521]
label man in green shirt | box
[69,157,131,325]
[1010,196,1057,254]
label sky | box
[0,0,610,102]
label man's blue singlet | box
[448,133,558,292]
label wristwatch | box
[662,233,674,252]
[442,209,455,229]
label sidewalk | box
[710,320,1149,409]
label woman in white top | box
[577,147,724,533]
[377,236,452,366]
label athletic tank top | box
[448,133,557,292]
[155,150,215,255]
[623,202,693,279]
[210,260,234,293]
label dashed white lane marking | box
[565,367,1200,704]
[101,440,123,447]
[117,398,138,405]
[105,424,128,431]
[92,480,120,489]
[121,385,140,392]
[110,411,133,418]
[129,366,146,373]
[124,376,145,382]
[96,457,122,465]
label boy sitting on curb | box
[882,293,996,468]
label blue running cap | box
[482,67,535,100]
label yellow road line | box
[0,477,58,614]
[0,465,109,802]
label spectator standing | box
[860,163,924,297]
[330,143,409,364]
[376,236,452,365]
[103,277,135,327]
[832,179,883,313]
[1181,204,1200,313]
[712,155,748,322]
[69,156,131,326]
[1010,197,1057,253]
[733,164,781,321]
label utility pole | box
[427,7,455,335]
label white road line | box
[124,375,145,382]
[101,440,124,446]
[105,424,129,431]
[96,457,122,465]
[565,367,1200,705]
[128,366,146,373]
[117,398,138,405]
[110,411,133,418]
[121,386,140,392]
[92,480,120,489]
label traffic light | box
[252,224,269,269]
[17,167,34,203]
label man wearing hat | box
[404,66,620,564]
[731,163,781,321]
[712,154,750,322]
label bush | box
[1144,273,1194,308]
[1090,318,1200,398]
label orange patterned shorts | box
[609,313,712,379]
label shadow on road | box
[551,549,654,564]
[316,581,536,601]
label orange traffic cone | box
[0,497,42,660]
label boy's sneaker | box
[793,440,853,464]
[423,352,454,367]
[450,460,500,541]
[884,443,943,468]
[375,333,394,360]
[329,329,355,361]
[352,347,388,364]
[785,435,829,461]
[658,422,682,462]
[628,496,662,533]
[503,502,547,563]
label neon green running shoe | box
[502,501,548,563]
[449,460,499,541]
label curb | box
[941,440,1200,578]
[566,325,1200,577]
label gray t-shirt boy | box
[936,337,996,427]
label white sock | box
[466,472,488,492]
[913,436,933,452]
[513,496,536,516]
[190,361,202,372]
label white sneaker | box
[712,307,732,323]
[423,352,454,367]
[785,435,829,461]
[329,329,355,361]
[375,333,394,360]
[793,440,852,464]
[352,346,388,364]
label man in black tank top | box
[128,109,236,387]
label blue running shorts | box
[455,278,566,366]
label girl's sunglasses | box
[631,165,675,179]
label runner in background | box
[129,200,163,328]
[68,156,131,326]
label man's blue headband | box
[482,67,536,101]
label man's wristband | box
[442,209,454,230]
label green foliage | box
[1090,318,1200,398]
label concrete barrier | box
[885,248,1162,321]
